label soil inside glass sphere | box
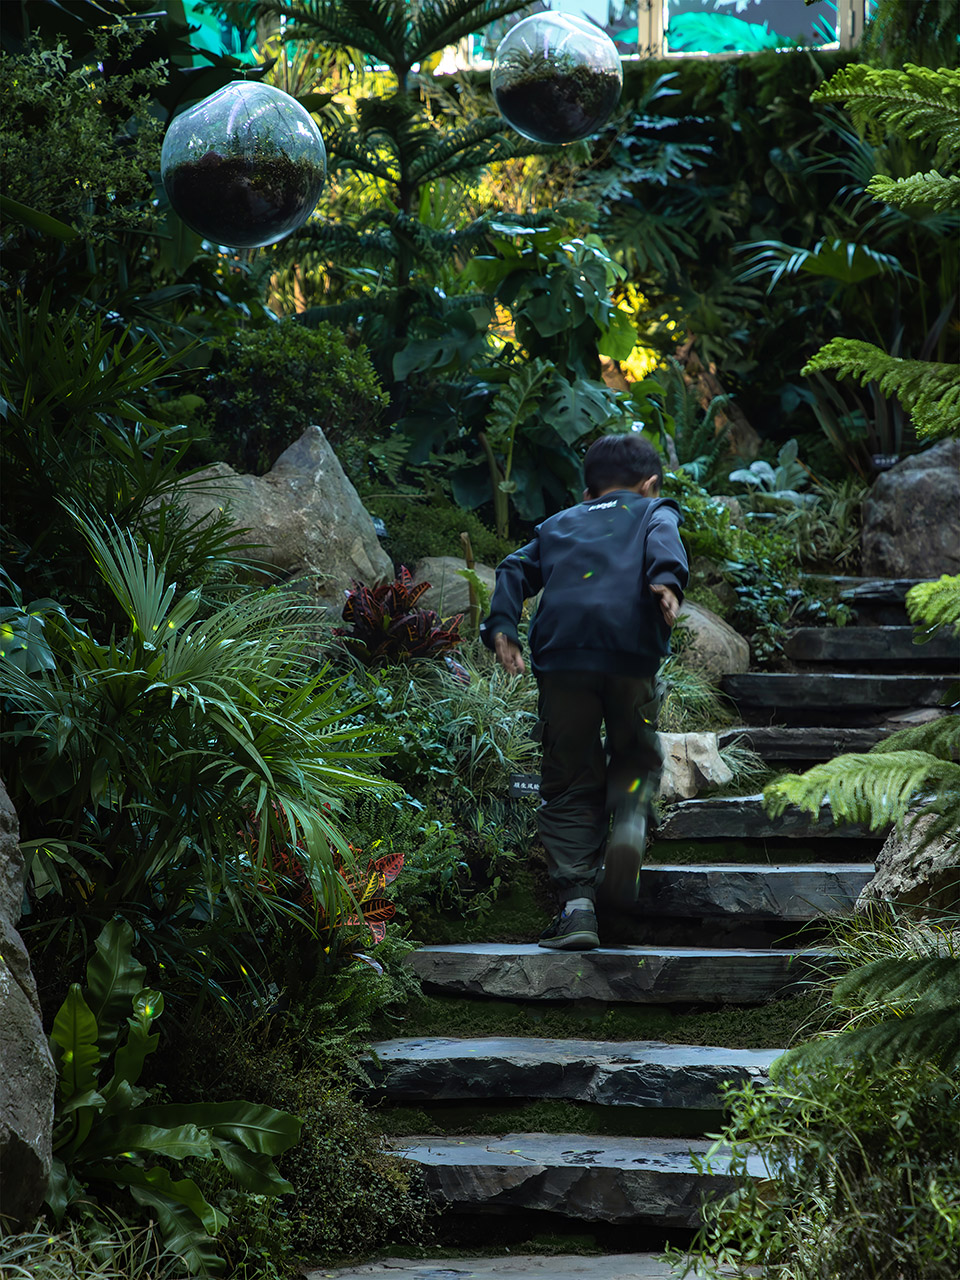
[165,149,325,248]
[495,64,621,145]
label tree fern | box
[809,64,960,162]
[803,339,960,440]
[867,170,960,214]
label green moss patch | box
[375,991,835,1048]
[376,1099,721,1139]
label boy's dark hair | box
[583,433,663,497]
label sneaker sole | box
[538,929,600,951]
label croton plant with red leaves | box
[336,566,463,664]
[242,804,403,970]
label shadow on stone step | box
[431,1207,696,1258]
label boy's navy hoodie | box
[480,492,688,676]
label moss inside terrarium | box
[494,57,621,145]
[165,145,325,246]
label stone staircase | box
[369,577,958,1248]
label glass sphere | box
[491,13,623,146]
[160,81,326,249]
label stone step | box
[634,863,872,919]
[655,794,881,842]
[718,724,890,761]
[389,1132,768,1227]
[784,625,960,666]
[800,575,928,603]
[306,1256,683,1280]
[407,944,830,1005]
[720,672,951,719]
[366,1037,780,1109]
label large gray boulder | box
[0,780,55,1224]
[412,556,497,621]
[857,814,960,914]
[862,439,960,578]
[676,601,750,680]
[173,427,394,604]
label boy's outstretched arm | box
[646,505,689,629]
[480,534,543,676]
[650,583,680,627]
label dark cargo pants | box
[535,670,661,905]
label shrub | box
[45,921,300,1277]
[676,905,960,1280]
[365,489,515,572]
[169,1014,432,1270]
[0,515,389,1006]
[196,319,389,474]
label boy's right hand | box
[494,632,525,675]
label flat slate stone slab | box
[836,577,928,603]
[721,672,951,711]
[717,725,890,760]
[799,576,928,602]
[366,1037,779,1108]
[307,1254,685,1279]
[785,625,960,665]
[637,863,872,919]
[407,944,828,1004]
[389,1132,769,1227]
[655,794,879,841]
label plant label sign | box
[509,772,541,798]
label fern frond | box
[810,64,960,163]
[876,714,960,761]
[778,1006,960,1074]
[803,339,960,440]
[763,750,960,830]
[907,574,960,636]
[867,170,960,214]
[836,954,960,1012]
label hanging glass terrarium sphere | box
[160,81,326,249]
[491,13,623,146]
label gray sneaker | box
[538,907,599,951]
[600,809,648,906]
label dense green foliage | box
[192,319,389,474]
[801,64,960,441]
[677,903,960,1280]
[0,516,388,1005]
[46,921,300,1275]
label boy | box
[480,434,688,951]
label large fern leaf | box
[907,574,960,636]
[810,64,960,163]
[776,954,960,1075]
[763,750,960,832]
[867,170,960,214]
[876,714,960,762]
[803,339,960,440]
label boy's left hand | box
[650,583,680,628]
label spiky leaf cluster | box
[803,339,960,439]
